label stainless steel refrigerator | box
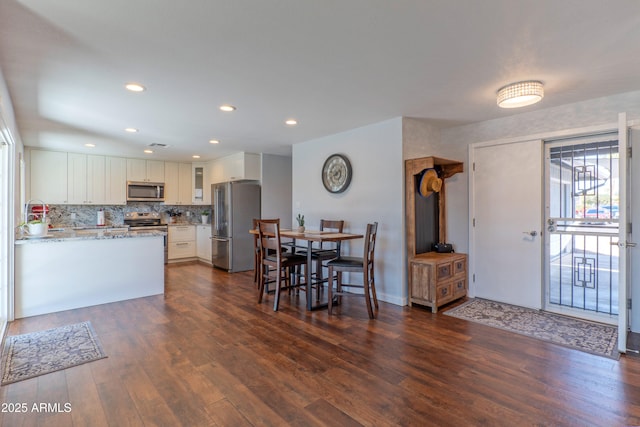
[211,181,261,272]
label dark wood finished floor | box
[2,262,640,426]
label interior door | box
[471,139,543,309]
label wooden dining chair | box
[327,222,379,319]
[257,219,307,311]
[313,219,344,294]
[294,219,344,301]
[252,218,260,285]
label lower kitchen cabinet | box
[196,225,212,264]
[168,225,196,261]
[409,252,467,313]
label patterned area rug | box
[1,321,107,385]
[445,299,619,359]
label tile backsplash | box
[46,203,212,227]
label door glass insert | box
[546,136,619,322]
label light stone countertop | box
[15,228,166,245]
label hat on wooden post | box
[419,169,442,198]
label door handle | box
[612,241,638,248]
[523,231,538,237]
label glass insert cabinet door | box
[194,166,204,202]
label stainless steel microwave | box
[127,181,165,202]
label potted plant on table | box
[201,210,209,224]
[296,214,305,233]
[20,219,48,237]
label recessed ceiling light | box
[209,139,220,144]
[144,149,153,154]
[285,119,298,126]
[192,155,201,159]
[125,127,139,133]
[219,104,236,112]
[84,143,95,148]
[125,83,146,92]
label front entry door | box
[471,139,543,309]
[544,113,630,353]
[544,133,621,325]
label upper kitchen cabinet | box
[210,152,261,184]
[126,158,165,182]
[164,162,192,205]
[67,153,106,204]
[30,150,68,204]
[29,150,127,205]
[105,157,127,205]
[192,162,211,205]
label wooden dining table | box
[252,228,363,310]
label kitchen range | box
[124,211,169,263]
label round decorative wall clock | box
[322,154,352,193]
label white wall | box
[260,154,292,229]
[292,117,405,305]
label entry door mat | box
[1,321,107,385]
[445,299,619,359]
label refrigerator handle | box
[213,187,220,231]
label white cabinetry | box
[192,162,211,205]
[168,225,196,260]
[105,157,127,205]
[196,225,211,263]
[87,155,107,203]
[210,152,261,184]
[68,154,106,204]
[67,153,87,204]
[127,159,165,182]
[30,150,127,205]
[30,150,68,204]
[164,162,192,205]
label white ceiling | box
[1,0,640,162]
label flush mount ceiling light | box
[124,127,139,133]
[497,81,544,108]
[125,83,146,92]
[209,139,220,144]
[143,149,153,154]
[84,143,95,148]
[219,104,236,112]
[192,155,201,159]
[285,119,298,126]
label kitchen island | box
[15,229,165,318]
